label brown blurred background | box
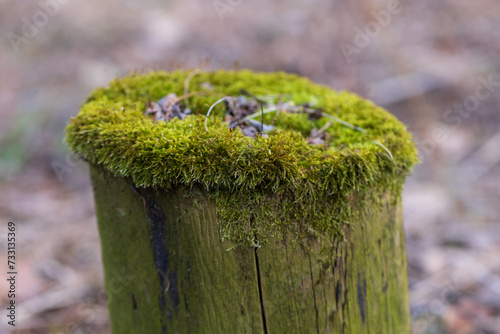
[1,0,500,333]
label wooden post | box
[66,70,418,333]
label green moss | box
[65,69,418,246]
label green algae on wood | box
[90,164,411,333]
[90,165,263,333]
[65,69,418,247]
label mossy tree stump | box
[66,70,418,333]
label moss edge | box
[65,69,418,246]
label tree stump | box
[66,70,418,333]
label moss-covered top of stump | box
[66,70,418,246]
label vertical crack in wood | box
[308,253,320,334]
[254,246,268,334]
[250,214,268,334]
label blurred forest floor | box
[1,0,500,333]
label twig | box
[184,68,201,110]
[321,112,367,133]
[321,112,397,171]
[176,91,209,102]
[316,121,333,135]
[203,94,398,171]
[371,140,398,172]
[242,106,277,121]
[240,89,267,105]
[205,97,228,132]
[260,104,264,135]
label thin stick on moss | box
[371,140,398,172]
[184,68,202,110]
[321,112,367,133]
[321,112,397,171]
[176,91,210,102]
[205,97,228,132]
[205,92,399,171]
[235,144,253,163]
[242,107,278,121]
[259,104,264,135]
[318,121,333,134]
